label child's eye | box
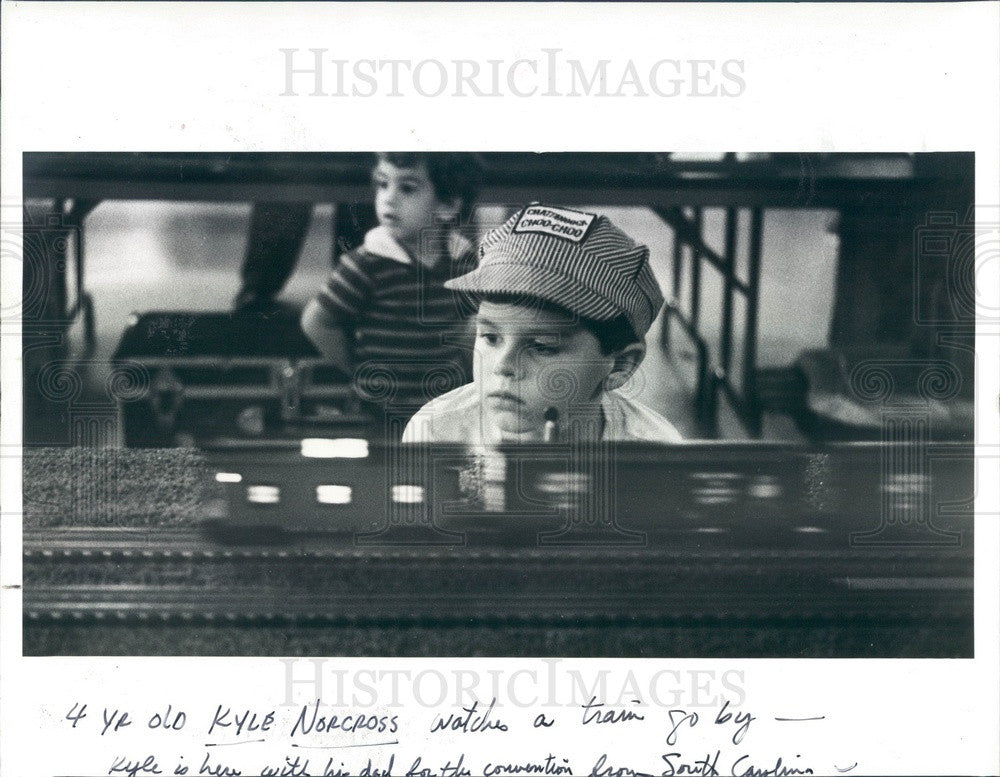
[478,332,500,346]
[399,183,417,194]
[372,176,388,189]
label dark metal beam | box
[23,152,972,209]
[719,207,738,375]
[741,209,765,437]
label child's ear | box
[604,342,646,391]
[434,198,463,224]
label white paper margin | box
[2,3,998,776]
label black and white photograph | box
[19,150,977,658]
[2,3,998,776]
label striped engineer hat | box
[446,203,665,339]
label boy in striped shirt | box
[403,203,682,445]
[301,153,484,432]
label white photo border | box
[2,3,998,776]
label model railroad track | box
[23,525,973,625]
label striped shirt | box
[314,226,478,410]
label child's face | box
[473,300,616,441]
[372,158,457,251]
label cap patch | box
[512,204,597,244]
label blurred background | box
[19,152,976,446]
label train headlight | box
[316,485,353,505]
[301,438,369,458]
[247,485,281,504]
[391,485,425,504]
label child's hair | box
[376,152,485,222]
[478,293,640,355]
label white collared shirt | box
[402,382,684,444]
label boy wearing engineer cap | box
[402,203,683,444]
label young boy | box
[301,153,484,422]
[402,203,683,444]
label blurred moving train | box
[22,437,974,656]
[203,438,971,546]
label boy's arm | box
[300,251,374,375]
[301,298,353,374]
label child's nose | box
[381,185,399,207]
[492,343,521,378]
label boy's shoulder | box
[422,382,479,414]
[343,226,412,268]
[401,384,480,443]
[604,390,685,443]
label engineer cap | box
[446,203,665,339]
